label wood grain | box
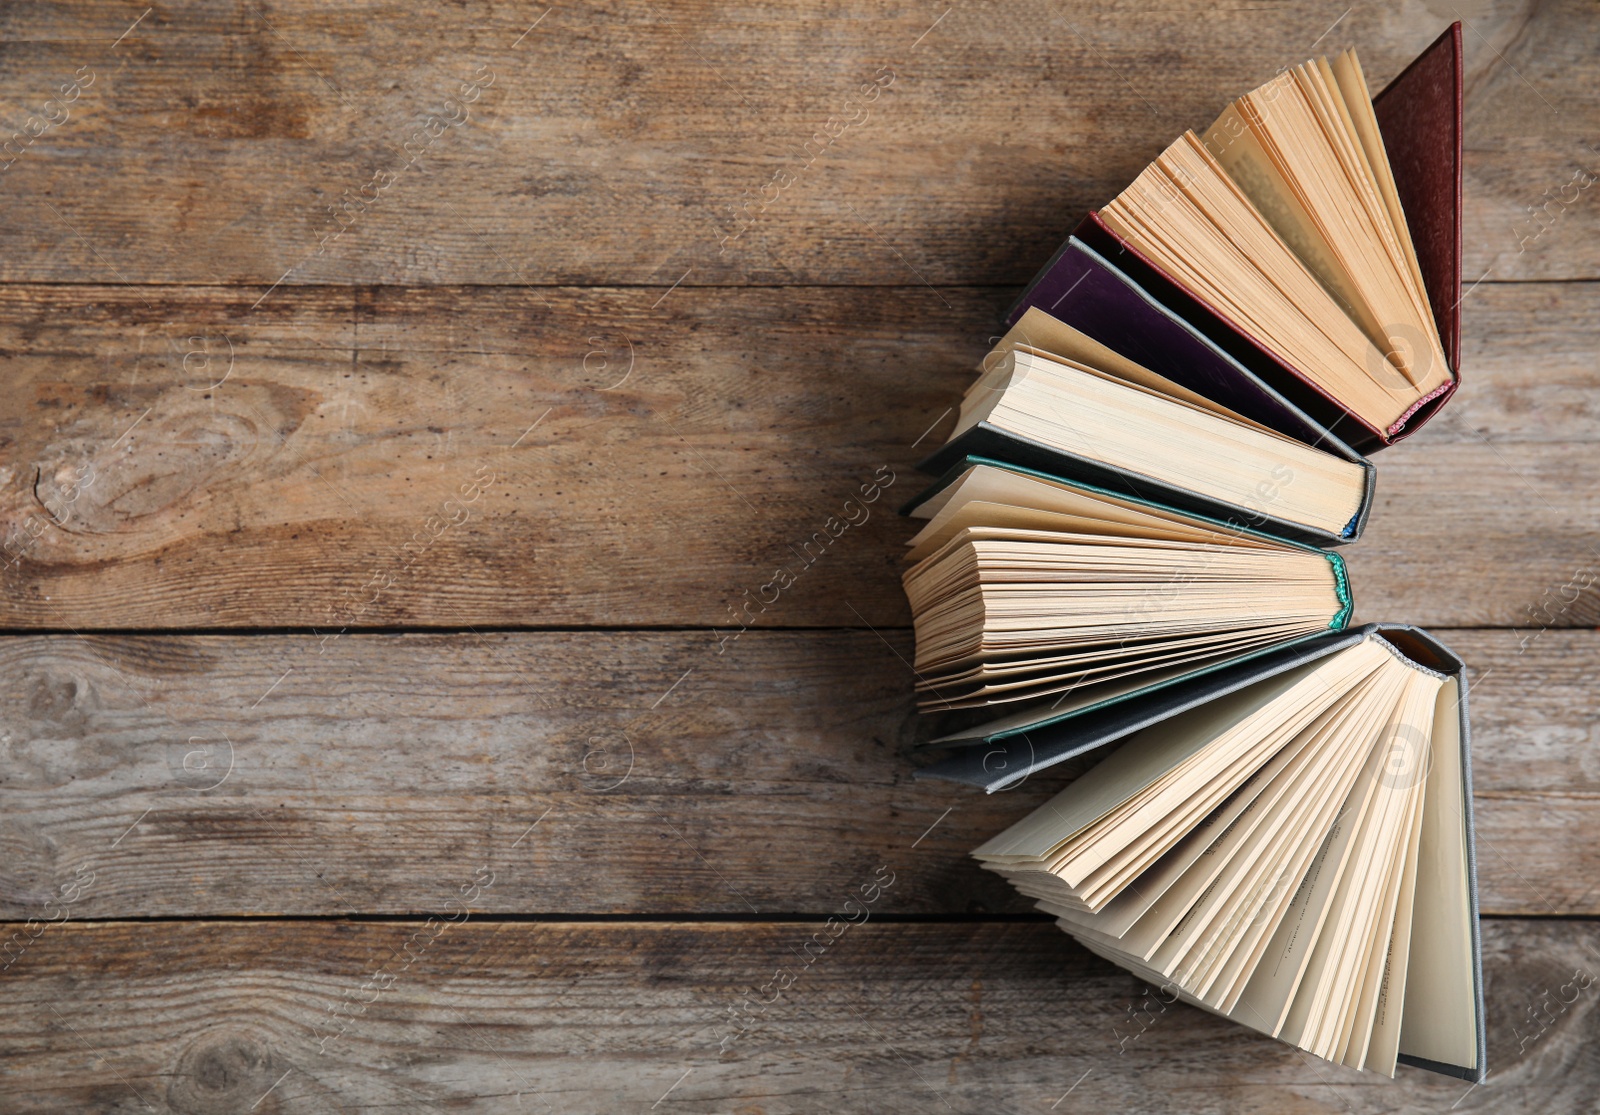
[1,917,1593,1113]
[0,1,1587,286]
[0,3,1592,1112]
[1,281,1597,630]
[1,628,1596,919]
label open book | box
[972,626,1483,1080]
[918,307,1374,547]
[901,456,1350,716]
[1014,27,1463,451]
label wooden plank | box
[1,628,1597,918]
[1462,0,1600,282]
[0,917,1591,1112]
[0,281,977,629]
[0,1,1588,286]
[2,281,1596,630]
[0,628,1043,920]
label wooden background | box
[2,1,1597,1111]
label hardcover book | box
[901,456,1351,722]
[966,625,1484,1081]
[917,306,1375,547]
[1010,27,1463,453]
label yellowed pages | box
[1329,50,1432,312]
[1202,105,1388,349]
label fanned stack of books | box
[899,26,1483,1081]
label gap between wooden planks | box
[0,1,1587,286]
[1,282,1597,629]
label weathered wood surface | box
[1,1,1595,1109]
[0,1,1588,287]
[2,281,1597,630]
[0,917,1593,1114]
[1,628,1596,918]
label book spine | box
[1386,379,1455,438]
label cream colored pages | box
[1285,672,1431,1056]
[937,625,1310,686]
[987,346,1333,460]
[1208,663,1411,1014]
[1311,56,1429,333]
[1237,708,1395,1038]
[989,308,1275,432]
[1361,726,1430,1075]
[1144,136,1387,370]
[1203,668,1414,1011]
[1397,677,1479,1072]
[1196,55,1447,397]
[973,659,1336,861]
[970,352,1366,531]
[1317,669,1440,1062]
[980,645,1385,890]
[1049,764,1286,940]
[1101,138,1416,428]
[908,504,1170,562]
[1102,120,1456,432]
[1067,692,1360,961]
[1332,678,1435,1066]
[1139,678,1376,984]
[905,501,1246,562]
[1073,699,1332,907]
[909,465,1270,543]
[1168,673,1403,998]
[931,629,1317,708]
